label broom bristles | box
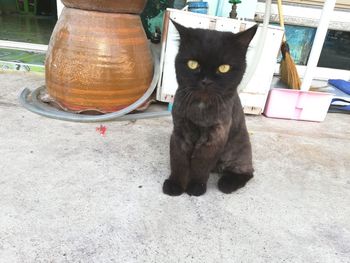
[280,42,301,90]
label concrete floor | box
[0,71,349,263]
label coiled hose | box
[19,45,171,122]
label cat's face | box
[173,21,257,98]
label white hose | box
[238,0,271,92]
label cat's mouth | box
[192,89,213,102]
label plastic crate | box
[263,88,334,122]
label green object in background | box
[229,0,241,4]
[0,48,45,73]
[0,61,44,72]
[283,25,316,65]
[16,0,37,15]
[228,0,241,18]
[274,24,316,66]
[141,0,175,41]
[0,14,56,44]
[0,0,18,14]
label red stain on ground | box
[96,125,107,136]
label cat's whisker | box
[176,89,191,109]
[216,95,225,113]
[214,95,220,118]
[184,91,193,114]
[176,90,191,114]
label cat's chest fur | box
[172,89,238,150]
[173,88,234,128]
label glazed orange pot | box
[45,7,153,112]
[61,0,147,14]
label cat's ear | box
[234,24,258,47]
[170,19,189,39]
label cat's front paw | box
[218,173,253,194]
[163,179,184,196]
[186,182,207,196]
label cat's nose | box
[201,78,211,86]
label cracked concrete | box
[0,71,349,263]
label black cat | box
[163,20,258,196]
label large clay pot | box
[61,0,147,14]
[45,7,153,112]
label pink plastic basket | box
[263,88,334,122]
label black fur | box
[163,21,257,196]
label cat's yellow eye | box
[187,60,199,70]
[218,64,231,73]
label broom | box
[277,0,301,90]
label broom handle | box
[277,0,286,42]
